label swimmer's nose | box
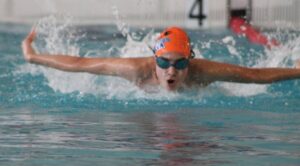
[167,66,177,76]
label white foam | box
[120,35,154,58]
[222,36,236,45]
[219,83,268,97]
[112,6,156,58]
[222,36,241,61]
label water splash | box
[222,36,241,60]
[219,30,300,97]
[35,15,81,55]
[18,15,101,95]
[112,6,155,58]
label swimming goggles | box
[155,56,189,70]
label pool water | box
[0,17,300,165]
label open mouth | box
[167,79,175,84]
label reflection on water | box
[0,108,299,166]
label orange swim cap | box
[154,27,191,58]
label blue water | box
[0,21,300,166]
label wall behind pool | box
[0,0,199,28]
[0,0,299,29]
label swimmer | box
[22,26,300,91]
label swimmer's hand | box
[22,27,37,62]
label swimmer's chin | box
[165,87,177,91]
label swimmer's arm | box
[22,28,140,81]
[195,59,300,83]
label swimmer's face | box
[155,53,189,91]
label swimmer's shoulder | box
[188,58,217,85]
[124,56,155,82]
[118,56,154,70]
